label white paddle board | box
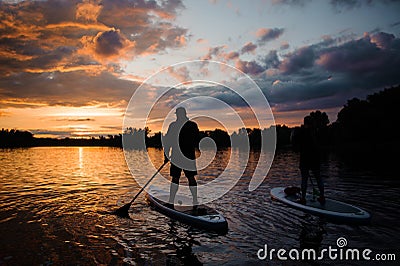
[146,193,228,233]
[271,187,371,224]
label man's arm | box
[163,123,173,161]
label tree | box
[309,110,329,129]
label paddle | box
[113,161,169,218]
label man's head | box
[175,107,187,120]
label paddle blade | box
[112,202,132,218]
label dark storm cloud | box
[200,30,400,109]
[202,32,400,114]
[317,32,400,87]
[94,30,126,56]
[167,29,400,117]
[262,50,280,69]
[164,84,250,109]
[280,46,316,74]
[250,31,400,112]
[263,72,347,104]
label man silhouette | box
[291,115,325,204]
[163,107,199,209]
[296,115,325,204]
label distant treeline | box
[0,129,34,148]
[2,85,400,168]
[0,130,122,148]
[121,125,290,150]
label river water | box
[0,147,399,265]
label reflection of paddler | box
[163,107,200,209]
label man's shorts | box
[170,163,197,177]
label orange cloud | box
[0,0,187,78]
[76,0,103,22]
[196,38,208,44]
[0,50,36,61]
[45,22,110,31]
[25,64,106,75]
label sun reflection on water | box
[79,147,83,170]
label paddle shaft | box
[128,161,168,205]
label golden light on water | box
[79,147,83,170]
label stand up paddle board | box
[146,193,228,233]
[270,187,371,224]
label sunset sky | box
[1,0,400,137]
